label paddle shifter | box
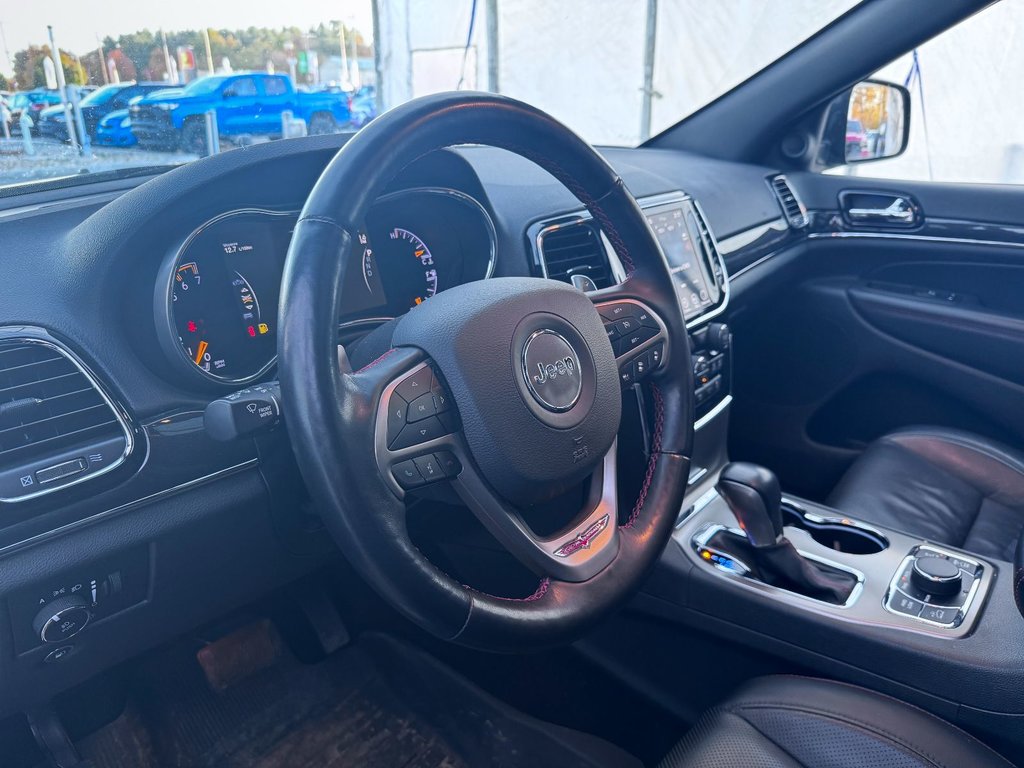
[713,463,855,605]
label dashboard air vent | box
[770,175,808,228]
[0,335,131,501]
[538,221,612,289]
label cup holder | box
[781,502,888,555]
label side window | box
[843,0,1023,184]
[264,77,289,97]
[226,78,258,98]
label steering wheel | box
[278,93,694,651]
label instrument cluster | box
[155,188,495,385]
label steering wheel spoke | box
[451,441,620,582]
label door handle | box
[846,197,918,225]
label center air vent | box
[0,333,132,502]
[537,221,612,289]
[770,175,808,228]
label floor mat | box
[75,628,640,768]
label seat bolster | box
[661,676,1014,768]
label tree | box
[13,45,87,88]
[0,73,9,91]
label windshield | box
[0,0,860,190]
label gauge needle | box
[194,340,208,365]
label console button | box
[911,556,962,598]
[920,604,958,625]
[392,460,425,489]
[889,592,924,617]
[408,392,438,422]
[392,416,446,450]
[395,367,433,403]
[434,451,462,478]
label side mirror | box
[819,79,910,167]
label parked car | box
[349,85,378,128]
[37,82,168,142]
[130,73,352,152]
[93,95,154,147]
[7,89,62,135]
[845,118,869,160]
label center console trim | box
[692,521,866,609]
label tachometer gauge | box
[390,228,439,307]
[158,209,294,385]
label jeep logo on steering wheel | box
[522,329,583,413]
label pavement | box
[0,137,198,187]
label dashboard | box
[156,188,495,385]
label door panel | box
[728,173,1024,500]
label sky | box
[0,0,374,77]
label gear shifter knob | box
[716,462,783,547]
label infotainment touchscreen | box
[645,203,717,319]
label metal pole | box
[160,29,173,82]
[485,0,499,92]
[203,109,219,155]
[0,22,13,75]
[639,0,658,143]
[339,24,349,87]
[70,86,91,157]
[96,37,109,84]
[47,26,80,152]
[203,28,214,76]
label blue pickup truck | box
[130,73,352,152]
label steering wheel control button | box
[408,392,438,422]
[604,322,621,343]
[614,326,658,357]
[386,394,408,445]
[395,367,433,403]
[33,597,92,644]
[649,343,665,368]
[521,329,583,413]
[392,415,447,450]
[392,460,425,490]
[912,555,963,598]
[599,304,631,322]
[434,451,461,478]
[413,455,443,482]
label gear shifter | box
[716,463,783,547]
[712,462,856,605]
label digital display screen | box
[646,205,716,320]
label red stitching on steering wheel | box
[623,383,664,529]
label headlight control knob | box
[33,595,92,644]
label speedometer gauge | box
[157,209,294,385]
[389,228,439,307]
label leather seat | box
[660,676,1013,767]
[826,427,1024,561]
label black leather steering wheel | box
[278,92,694,651]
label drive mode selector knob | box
[911,556,962,598]
[33,596,92,644]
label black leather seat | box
[660,676,1013,767]
[826,427,1024,561]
